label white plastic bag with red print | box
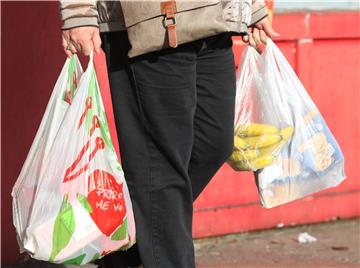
[13,54,136,265]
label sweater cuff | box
[250,4,268,26]
[62,16,99,30]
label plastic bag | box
[228,44,294,171]
[256,40,346,208]
[229,40,346,208]
[12,56,83,251]
[12,54,136,264]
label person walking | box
[59,1,278,267]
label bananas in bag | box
[228,43,294,172]
[12,54,136,264]
[229,40,346,208]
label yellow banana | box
[249,154,275,170]
[258,141,284,157]
[227,159,252,171]
[243,134,282,149]
[279,126,294,141]
[228,154,275,171]
[229,149,260,162]
[236,123,279,137]
[234,136,249,150]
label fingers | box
[248,33,257,47]
[67,42,78,55]
[242,34,249,43]
[61,27,100,57]
[252,28,261,46]
[65,50,73,58]
[262,21,280,39]
[62,31,79,57]
[62,34,68,51]
[69,38,82,53]
[92,30,102,54]
[80,41,93,56]
[245,28,257,48]
[68,32,84,56]
[62,32,73,58]
[80,29,102,55]
[259,29,268,44]
[243,16,280,48]
[243,27,267,48]
[242,33,259,48]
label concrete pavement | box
[3,218,359,268]
[194,218,360,267]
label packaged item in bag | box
[254,40,345,208]
[12,53,136,264]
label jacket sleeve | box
[250,0,268,26]
[59,0,99,30]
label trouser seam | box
[129,63,160,267]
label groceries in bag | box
[255,40,345,208]
[228,44,295,172]
[229,40,346,208]
[228,122,294,171]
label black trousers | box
[100,31,236,268]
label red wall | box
[193,11,360,237]
[2,2,66,264]
[1,2,359,265]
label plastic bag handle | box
[264,39,318,110]
[234,45,261,125]
[93,49,122,164]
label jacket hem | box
[61,17,99,30]
[250,6,268,26]
[99,22,127,33]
